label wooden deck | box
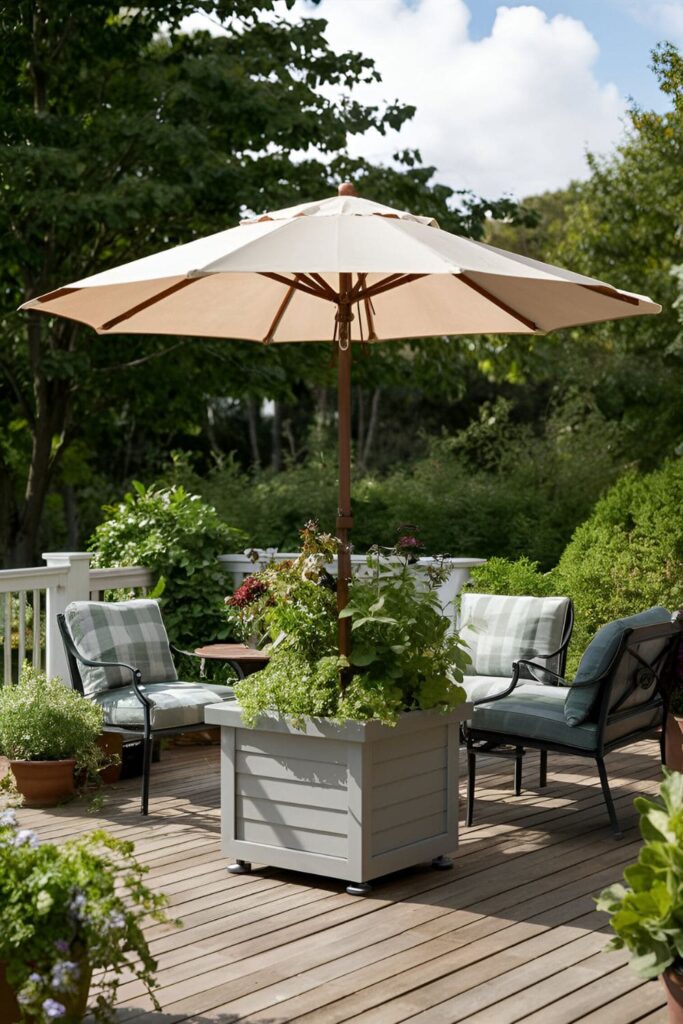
[11,739,667,1023]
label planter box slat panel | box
[373,789,446,833]
[236,795,348,835]
[373,724,448,763]
[373,746,446,787]
[373,811,447,855]
[205,703,471,887]
[373,770,446,810]
[237,819,348,858]
[237,732,348,766]
[235,751,348,789]
[236,773,349,811]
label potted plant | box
[0,808,173,1023]
[0,666,105,807]
[596,770,683,1022]
[664,612,683,772]
[208,523,472,894]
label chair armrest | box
[514,659,568,686]
[61,630,151,709]
[472,663,526,706]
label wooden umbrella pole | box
[336,272,354,674]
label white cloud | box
[280,0,625,198]
[181,1,627,199]
[615,1,683,43]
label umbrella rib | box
[355,273,428,302]
[34,286,81,304]
[309,273,339,302]
[456,274,539,332]
[580,284,641,306]
[263,275,301,343]
[259,272,333,302]
[99,278,200,331]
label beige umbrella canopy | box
[22,183,661,659]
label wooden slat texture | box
[6,738,668,1023]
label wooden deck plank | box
[6,738,664,1023]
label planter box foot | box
[346,881,372,896]
[228,860,251,875]
[431,855,453,871]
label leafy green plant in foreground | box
[0,810,174,1022]
[596,770,683,980]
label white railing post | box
[42,552,92,683]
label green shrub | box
[169,399,624,569]
[555,458,683,662]
[90,482,245,645]
[0,665,103,769]
[467,556,556,598]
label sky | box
[183,0,683,200]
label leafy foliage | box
[234,526,468,727]
[0,666,103,771]
[0,809,173,1022]
[596,770,683,980]
[467,556,556,598]
[90,482,244,645]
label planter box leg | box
[432,855,453,870]
[346,881,372,896]
[228,860,251,875]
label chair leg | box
[141,731,154,816]
[539,749,548,788]
[514,746,523,796]
[466,747,476,826]
[596,757,622,839]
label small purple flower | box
[54,939,70,955]
[51,960,80,988]
[12,828,40,848]
[28,972,43,985]
[42,998,66,1019]
[105,910,126,931]
[0,809,18,827]
[68,891,86,916]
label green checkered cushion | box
[93,681,233,729]
[65,599,178,698]
[460,593,570,681]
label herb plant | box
[0,809,173,1023]
[234,524,469,727]
[0,666,103,774]
[596,770,683,980]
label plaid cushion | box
[460,593,571,681]
[65,599,178,698]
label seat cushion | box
[462,675,550,703]
[93,681,234,730]
[471,687,599,752]
[564,606,671,726]
[460,593,571,680]
[66,599,178,698]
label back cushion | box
[65,599,178,698]
[459,593,571,680]
[564,606,671,727]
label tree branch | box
[92,340,189,373]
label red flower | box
[226,576,268,608]
[397,535,423,550]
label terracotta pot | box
[0,959,91,1023]
[662,965,683,1023]
[97,732,123,784]
[665,715,683,772]
[9,759,75,808]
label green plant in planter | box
[596,770,683,980]
[0,666,103,777]
[233,523,469,727]
[0,809,173,1022]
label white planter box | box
[204,702,472,893]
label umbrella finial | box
[338,181,358,197]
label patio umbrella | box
[21,183,661,660]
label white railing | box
[218,551,486,631]
[0,554,154,687]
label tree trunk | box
[246,397,261,469]
[271,400,283,471]
[362,387,381,469]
